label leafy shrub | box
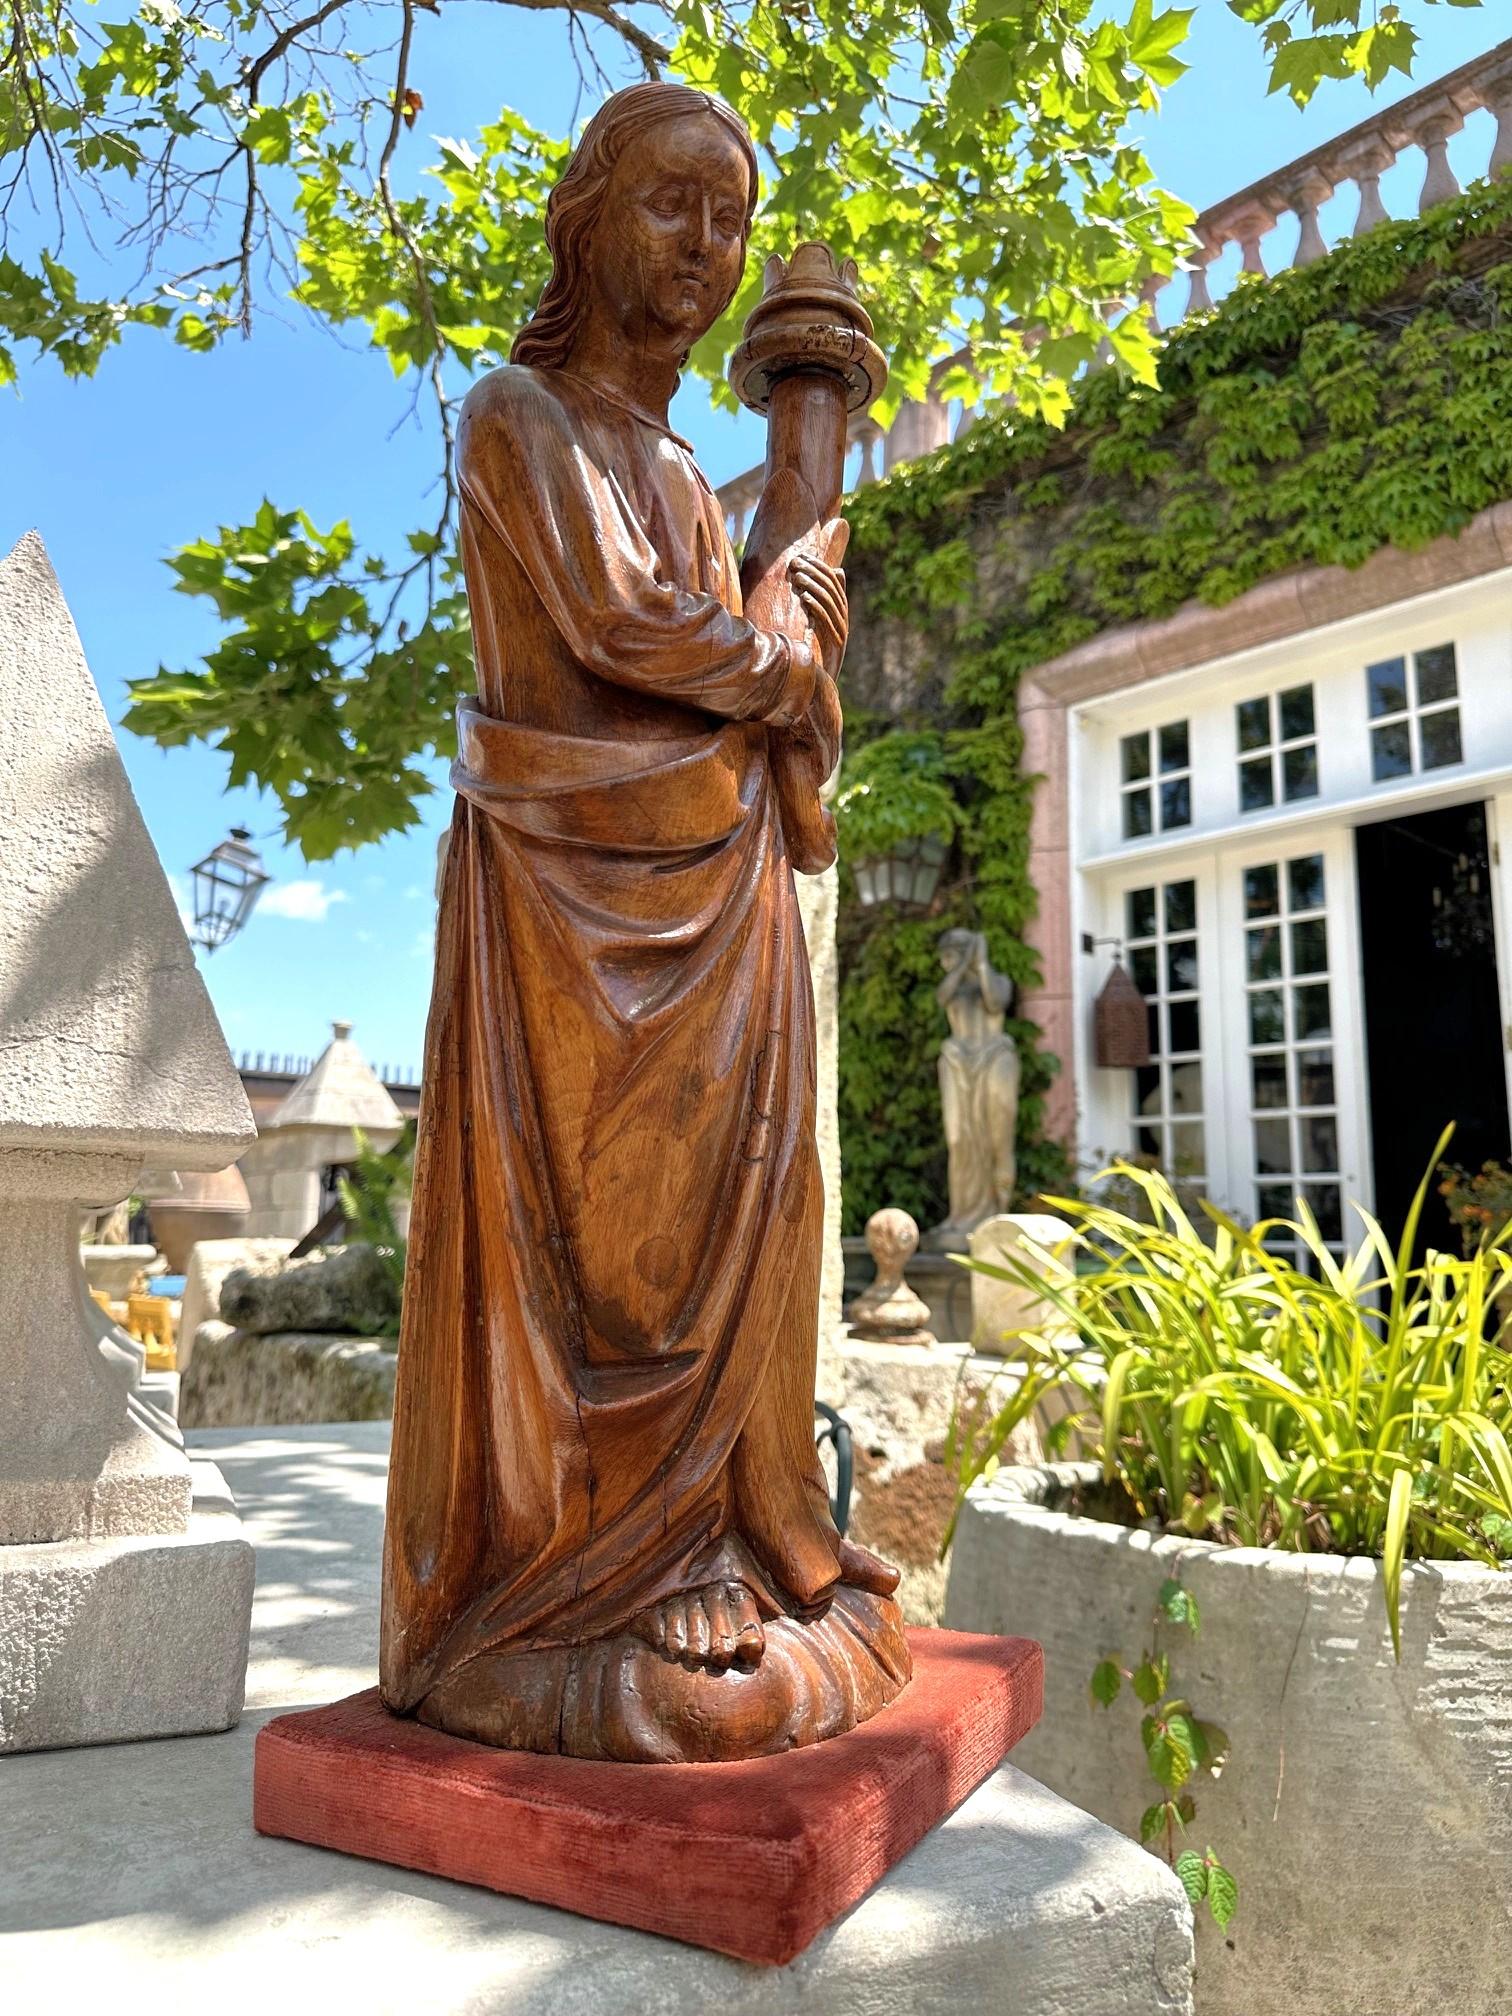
[952,1130,1512,1655]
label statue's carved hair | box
[511,82,758,372]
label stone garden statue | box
[380,81,908,1764]
[930,928,1022,1250]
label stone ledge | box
[181,1324,398,1429]
[0,1459,253,1753]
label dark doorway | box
[1355,801,1510,1258]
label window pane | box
[1245,864,1280,919]
[1167,1122,1205,1177]
[1279,684,1315,741]
[1415,643,1457,707]
[1167,998,1201,1053]
[1295,1049,1336,1108]
[1371,721,1412,781]
[1136,1127,1162,1160]
[1237,697,1271,752]
[1167,939,1199,993]
[1160,777,1192,830]
[1290,918,1329,976]
[1239,757,1275,813]
[1249,989,1285,1045]
[1282,744,1319,802]
[1147,1003,1161,1056]
[1121,732,1150,783]
[1131,945,1159,996]
[1247,925,1282,982]
[1124,787,1153,838]
[1252,1055,1288,1110]
[1134,1065,1162,1116]
[1295,983,1332,1041]
[1420,708,1463,771]
[1254,1117,1292,1176]
[1126,887,1157,941]
[1287,855,1326,913]
[1164,881,1197,934]
[1305,1183,1344,1244]
[1367,657,1409,718]
[1300,1115,1339,1173]
[1169,1061,1203,1115]
[1258,1183,1294,1222]
[1159,720,1190,773]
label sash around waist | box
[451,698,767,853]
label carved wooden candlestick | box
[731,244,886,873]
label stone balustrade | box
[717,36,1512,545]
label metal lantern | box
[188,826,271,953]
[852,833,949,913]
[1094,955,1152,1069]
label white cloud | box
[258,879,350,923]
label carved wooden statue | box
[930,928,1022,1250]
[380,81,909,1764]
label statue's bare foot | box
[837,1537,901,1597]
[632,1580,766,1672]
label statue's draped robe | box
[380,365,868,1727]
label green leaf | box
[1139,1799,1175,1845]
[1206,1856,1239,1929]
[1383,1464,1412,1661]
[1158,1579,1200,1631]
[1174,1849,1208,1905]
[1144,1711,1195,1792]
[1090,1658,1123,1707]
[1132,1653,1170,1706]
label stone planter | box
[945,1464,1512,2016]
[147,1163,251,1274]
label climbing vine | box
[837,174,1512,1233]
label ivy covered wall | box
[835,175,1512,1236]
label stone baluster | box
[855,426,879,485]
[1415,105,1464,212]
[1231,200,1278,277]
[1487,68,1512,178]
[1183,241,1216,317]
[1287,168,1335,267]
[1138,272,1167,333]
[1341,136,1397,236]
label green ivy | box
[837,175,1512,1233]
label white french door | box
[1212,828,1371,1263]
[1082,827,1371,1247]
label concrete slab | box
[0,1424,1194,2016]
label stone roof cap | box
[267,1020,404,1133]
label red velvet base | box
[253,1627,1042,1966]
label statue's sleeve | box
[457,379,818,727]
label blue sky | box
[3,2,1503,1077]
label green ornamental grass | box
[951,1127,1512,1658]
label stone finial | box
[849,1209,937,1348]
[0,532,255,1750]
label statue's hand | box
[789,533,848,682]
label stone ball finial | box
[849,1207,936,1348]
[865,1207,919,1289]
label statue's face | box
[590,112,750,358]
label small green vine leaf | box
[1133,1652,1170,1705]
[1139,1800,1169,1845]
[1158,1578,1200,1630]
[1090,1658,1123,1707]
[1206,1855,1239,1930]
[1174,1849,1208,1905]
